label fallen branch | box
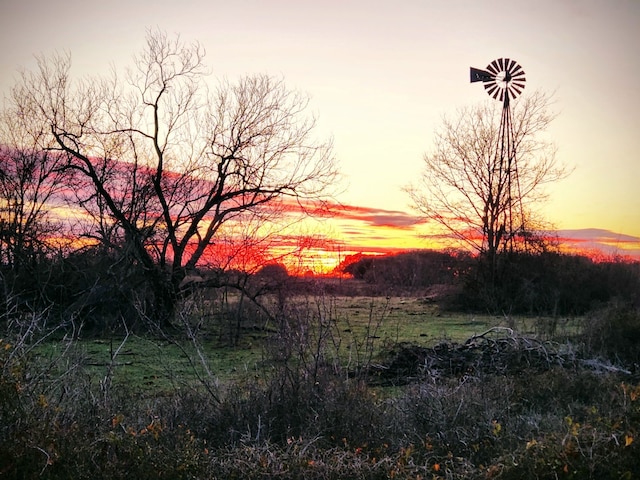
[364,329,631,387]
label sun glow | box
[7,183,640,279]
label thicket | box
[341,250,471,288]
[343,250,640,315]
[1,250,163,335]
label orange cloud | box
[286,199,428,229]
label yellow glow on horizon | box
[4,193,639,278]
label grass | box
[31,293,582,396]
[337,296,492,343]
[34,334,264,397]
[289,294,581,343]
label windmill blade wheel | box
[481,58,526,102]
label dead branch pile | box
[365,327,631,386]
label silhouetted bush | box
[582,303,640,365]
[458,252,640,315]
[341,250,471,291]
[340,249,640,316]
[36,246,178,334]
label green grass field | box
[32,293,581,396]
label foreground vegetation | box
[2,278,639,479]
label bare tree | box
[11,30,338,321]
[407,91,568,269]
[0,101,69,271]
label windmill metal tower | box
[470,58,526,252]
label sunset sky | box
[1,0,639,269]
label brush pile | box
[367,327,632,386]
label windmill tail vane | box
[470,67,493,83]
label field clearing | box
[285,294,579,345]
[36,335,264,397]
[34,294,581,396]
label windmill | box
[470,58,526,252]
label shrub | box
[582,303,640,365]
[457,253,640,316]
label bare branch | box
[407,90,569,258]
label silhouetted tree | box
[10,30,337,324]
[0,97,73,315]
[407,92,567,263]
[407,92,569,305]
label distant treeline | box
[2,246,639,336]
[340,250,640,315]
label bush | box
[458,253,640,315]
[582,304,640,365]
